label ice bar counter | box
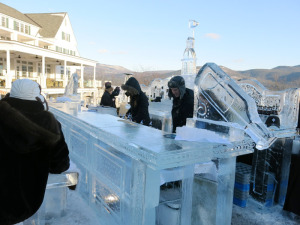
[42,63,298,225]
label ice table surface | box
[46,172,78,189]
[51,107,254,169]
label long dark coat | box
[121,77,150,126]
[100,88,120,108]
[0,97,70,225]
[283,104,300,216]
[170,88,194,133]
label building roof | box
[25,13,66,38]
[0,3,40,27]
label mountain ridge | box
[81,64,300,90]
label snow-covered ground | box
[49,189,300,225]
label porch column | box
[93,65,96,88]
[80,63,84,88]
[41,56,46,89]
[5,50,11,88]
[63,60,68,87]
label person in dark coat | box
[100,82,120,108]
[121,77,150,126]
[283,103,300,218]
[168,76,194,133]
[0,79,70,225]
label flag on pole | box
[189,20,199,28]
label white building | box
[0,3,98,101]
[144,77,172,101]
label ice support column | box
[215,157,236,225]
[130,160,160,225]
[180,165,195,225]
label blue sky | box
[3,0,300,71]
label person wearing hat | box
[121,77,150,126]
[100,81,120,108]
[168,76,194,133]
[0,79,70,224]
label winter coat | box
[100,87,120,108]
[283,104,300,216]
[0,97,70,225]
[121,77,150,126]
[283,153,300,216]
[170,88,194,133]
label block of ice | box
[175,126,231,145]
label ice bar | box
[47,103,254,225]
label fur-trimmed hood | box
[121,77,141,96]
[0,99,60,154]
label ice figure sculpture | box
[194,63,276,150]
[64,73,79,96]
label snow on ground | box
[51,189,300,225]
[231,198,300,225]
[51,190,101,225]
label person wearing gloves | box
[121,77,150,126]
[0,79,70,225]
[168,76,194,133]
[100,81,120,108]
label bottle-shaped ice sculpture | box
[194,63,276,150]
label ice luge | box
[193,63,277,150]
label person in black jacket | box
[168,76,194,133]
[121,77,150,126]
[283,103,300,219]
[0,79,70,225]
[100,82,120,108]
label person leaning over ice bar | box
[167,76,194,133]
[0,79,70,225]
[100,81,120,108]
[121,77,150,126]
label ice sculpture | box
[236,79,300,208]
[194,63,276,150]
[237,79,299,137]
[64,73,79,96]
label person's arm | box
[111,87,120,97]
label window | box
[20,24,24,33]
[63,48,69,54]
[1,17,8,28]
[1,17,5,27]
[62,31,70,42]
[25,25,30,35]
[56,46,62,53]
[14,21,20,31]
